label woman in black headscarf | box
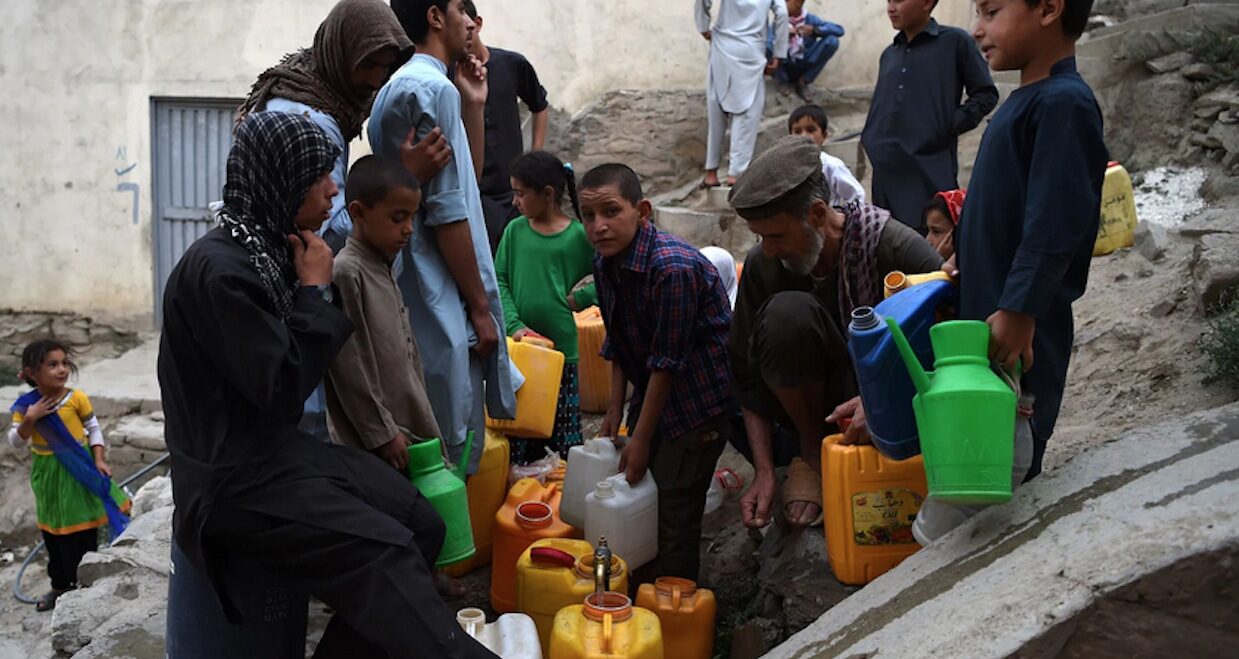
[158,111,495,659]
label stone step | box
[705,185,732,211]
[653,206,726,249]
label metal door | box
[151,98,240,325]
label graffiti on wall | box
[114,146,139,225]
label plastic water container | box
[849,279,956,460]
[820,433,928,585]
[1094,161,1138,256]
[913,393,1035,544]
[487,337,565,439]
[888,319,1017,504]
[549,592,664,659]
[882,270,954,298]
[457,608,543,659]
[635,577,716,659]
[516,538,630,655]
[574,307,612,414]
[491,478,582,613]
[167,540,308,659]
[444,429,511,577]
[584,473,658,572]
[561,438,622,528]
[405,436,475,567]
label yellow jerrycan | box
[821,431,928,585]
[549,592,663,659]
[574,307,612,414]
[1094,161,1138,256]
[488,337,566,439]
[516,538,630,655]
[443,429,510,577]
[635,577,715,659]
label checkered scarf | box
[217,112,340,320]
[837,202,890,320]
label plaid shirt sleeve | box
[646,264,697,372]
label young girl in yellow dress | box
[8,339,131,611]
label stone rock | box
[1181,62,1217,82]
[1133,220,1168,262]
[1195,85,1239,111]
[1209,121,1239,154]
[1191,132,1223,149]
[1221,109,1239,125]
[1177,207,1239,237]
[1149,299,1178,317]
[110,415,166,452]
[1145,50,1193,74]
[1195,105,1224,121]
[1193,232,1239,311]
[1106,74,1196,170]
[705,185,732,212]
[765,402,1239,658]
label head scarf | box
[236,0,413,141]
[218,112,341,320]
[837,201,891,321]
[933,189,967,225]
[700,246,738,309]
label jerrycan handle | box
[603,614,613,655]
[530,546,576,567]
[994,360,1024,394]
[450,431,475,481]
[884,317,932,395]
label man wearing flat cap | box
[728,135,942,529]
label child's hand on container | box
[987,309,1035,373]
[374,434,411,471]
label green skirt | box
[30,453,132,535]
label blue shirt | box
[595,221,734,440]
[368,54,517,453]
[861,19,998,229]
[957,57,1108,441]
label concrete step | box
[766,401,1239,658]
[654,206,726,249]
[705,185,732,211]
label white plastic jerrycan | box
[562,438,622,528]
[584,473,659,572]
[457,607,543,659]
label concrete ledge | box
[765,401,1239,658]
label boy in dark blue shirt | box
[957,0,1108,479]
[862,0,998,232]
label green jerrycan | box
[407,433,477,566]
[886,319,1016,505]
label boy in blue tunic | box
[957,0,1108,479]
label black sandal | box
[36,587,70,612]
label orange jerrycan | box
[492,478,582,613]
[821,433,927,585]
[488,337,565,439]
[549,592,663,659]
[574,307,611,414]
[443,429,510,578]
[516,538,630,655]
[635,578,715,659]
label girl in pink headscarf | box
[923,189,966,260]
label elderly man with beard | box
[727,136,942,530]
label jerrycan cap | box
[929,320,992,364]
[456,608,485,637]
[583,592,633,622]
[850,306,880,331]
[594,480,616,498]
[516,501,554,529]
[884,271,909,293]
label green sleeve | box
[574,282,598,309]
[495,223,525,335]
[570,222,599,309]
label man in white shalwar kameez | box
[696,0,789,187]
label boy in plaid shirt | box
[580,163,735,582]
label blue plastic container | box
[848,279,955,460]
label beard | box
[780,222,826,276]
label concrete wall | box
[0,0,976,322]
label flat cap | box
[728,135,822,220]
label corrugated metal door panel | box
[151,99,240,326]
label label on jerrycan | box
[851,489,923,545]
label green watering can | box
[406,432,476,567]
[886,319,1016,505]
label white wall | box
[0,0,977,322]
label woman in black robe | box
[157,111,495,659]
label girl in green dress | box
[8,340,131,611]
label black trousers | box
[42,528,98,591]
[204,495,496,659]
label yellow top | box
[11,389,93,456]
